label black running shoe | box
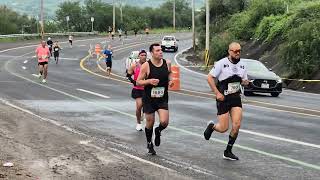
[147,142,156,155]
[204,121,214,140]
[154,127,161,146]
[223,150,239,161]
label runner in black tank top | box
[143,59,169,105]
[137,43,173,155]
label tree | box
[56,1,87,32]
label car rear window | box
[164,37,174,41]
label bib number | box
[151,87,165,98]
[224,82,240,95]
[41,55,47,59]
[54,48,59,52]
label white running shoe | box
[42,79,47,83]
[136,124,143,131]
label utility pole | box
[40,0,44,39]
[192,0,195,51]
[205,0,210,66]
[113,0,116,33]
[173,0,176,31]
[120,0,123,24]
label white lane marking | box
[22,66,26,70]
[6,61,320,171]
[108,147,175,172]
[77,88,110,99]
[169,127,320,171]
[32,74,39,77]
[32,55,36,58]
[174,47,207,77]
[59,57,79,61]
[23,60,28,63]
[78,45,86,47]
[80,141,172,172]
[240,129,320,149]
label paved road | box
[0,33,319,179]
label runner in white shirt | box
[204,42,249,161]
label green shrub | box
[279,21,320,78]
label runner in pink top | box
[133,62,144,90]
[35,40,50,83]
[127,50,148,131]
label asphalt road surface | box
[0,33,319,179]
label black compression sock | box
[145,127,153,143]
[157,123,167,132]
[226,134,238,152]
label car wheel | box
[244,91,254,96]
[271,92,280,97]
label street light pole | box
[192,0,195,51]
[40,0,44,39]
[205,0,210,66]
[173,0,176,31]
[91,17,94,32]
[113,0,116,33]
[66,16,70,32]
[120,0,123,24]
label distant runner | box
[35,40,50,83]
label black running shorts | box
[131,89,144,99]
[38,61,48,66]
[106,61,112,68]
[216,96,242,115]
[54,52,59,57]
[143,100,168,114]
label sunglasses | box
[230,49,241,54]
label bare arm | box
[137,62,150,86]
[166,60,174,87]
[127,63,135,75]
[208,74,225,101]
[207,74,220,95]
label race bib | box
[151,87,165,98]
[224,82,240,95]
[54,47,59,51]
[48,45,52,48]
[41,55,47,59]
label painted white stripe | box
[23,60,28,63]
[240,129,320,149]
[59,57,79,60]
[108,147,175,172]
[22,66,26,70]
[77,88,110,99]
[32,73,39,77]
[174,47,207,77]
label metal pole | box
[192,0,195,51]
[113,0,116,33]
[205,0,210,66]
[173,0,176,30]
[92,21,93,32]
[120,1,123,24]
[40,0,44,39]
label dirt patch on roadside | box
[0,102,190,179]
